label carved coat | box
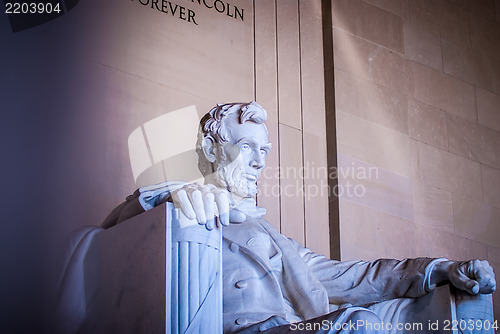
[221,216,433,333]
[101,189,436,333]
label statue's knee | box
[346,309,386,333]
[348,309,380,322]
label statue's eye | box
[241,143,250,150]
[260,149,268,155]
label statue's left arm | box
[288,239,495,306]
[430,259,496,295]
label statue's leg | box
[257,307,388,334]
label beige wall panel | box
[276,0,302,130]
[408,0,470,48]
[497,0,500,22]
[64,60,217,229]
[447,114,500,169]
[299,0,326,137]
[408,99,448,150]
[337,154,413,220]
[363,0,408,18]
[471,0,497,20]
[279,124,305,244]
[52,0,255,234]
[418,142,482,201]
[299,0,329,256]
[448,0,496,21]
[403,20,443,71]
[75,0,254,103]
[254,0,281,231]
[412,182,454,233]
[407,0,441,32]
[339,200,420,261]
[416,226,488,261]
[335,70,409,134]
[332,0,499,315]
[412,62,476,122]
[476,87,500,132]
[492,61,500,95]
[409,139,420,181]
[258,123,281,231]
[331,0,403,53]
[481,164,500,209]
[302,132,329,255]
[254,0,278,122]
[336,112,412,177]
[453,194,500,248]
[333,29,409,95]
[470,13,500,61]
[442,39,494,91]
[438,2,471,48]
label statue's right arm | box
[101,182,240,230]
[170,183,232,229]
[101,189,145,229]
[101,181,185,229]
[168,183,246,228]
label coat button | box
[235,318,248,325]
[235,280,248,289]
[230,243,239,253]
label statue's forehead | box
[224,114,269,144]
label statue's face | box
[214,113,271,198]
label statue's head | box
[196,101,271,199]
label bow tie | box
[233,197,266,219]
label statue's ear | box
[201,136,217,163]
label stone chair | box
[56,202,494,334]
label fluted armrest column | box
[368,285,495,334]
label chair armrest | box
[451,286,495,334]
[368,285,495,334]
[76,202,223,334]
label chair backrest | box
[67,202,223,334]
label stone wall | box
[3,0,333,329]
[49,0,332,256]
[4,0,499,328]
[24,0,257,238]
[255,0,330,257]
[2,0,332,251]
[329,0,500,321]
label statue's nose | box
[250,151,265,170]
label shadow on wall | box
[128,105,203,187]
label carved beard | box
[214,156,257,199]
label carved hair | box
[196,101,267,176]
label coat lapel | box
[222,220,274,274]
[222,218,330,320]
[257,219,329,320]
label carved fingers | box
[469,260,496,294]
[171,183,234,230]
[449,260,496,295]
